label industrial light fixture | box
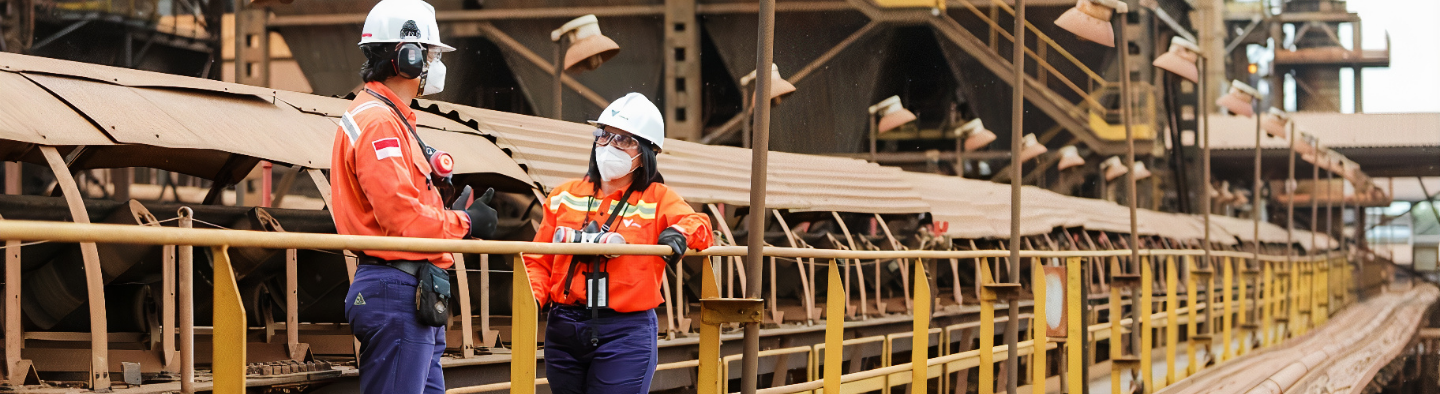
[1019,134,1048,162]
[1102,156,1127,181]
[1232,188,1249,207]
[957,118,997,151]
[740,64,797,107]
[550,14,620,119]
[552,15,620,73]
[1132,161,1151,180]
[1054,0,1129,47]
[869,96,917,134]
[1152,37,1200,83]
[1295,132,1316,156]
[1262,108,1290,138]
[1057,145,1085,170]
[1215,80,1261,117]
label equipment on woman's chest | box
[555,189,639,345]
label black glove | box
[452,186,497,239]
[657,227,688,264]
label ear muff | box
[393,43,425,79]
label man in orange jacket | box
[331,1,497,392]
[524,93,712,393]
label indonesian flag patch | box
[372,137,402,160]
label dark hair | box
[585,140,663,193]
[359,43,397,83]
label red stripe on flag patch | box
[372,138,400,150]
[372,137,403,160]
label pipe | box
[179,207,195,394]
[1118,6,1141,373]
[741,0,775,393]
[553,36,566,119]
[1200,60,1213,336]
[1006,0,1026,392]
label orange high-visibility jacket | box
[330,82,470,268]
[524,179,713,312]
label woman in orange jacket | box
[523,93,712,393]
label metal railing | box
[0,220,1353,394]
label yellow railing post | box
[1031,258,1046,394]
[824,259,843,394]
[1296,258,1307,337]
[1184,256,1198,376]
[912,261,931,394]
[1221,257,1233,362]
[511,255,538,394]
[1261,260,1272,348]
[211,246,246,394]
[1141,257,1153,393]
[979,258,997,394]
[1109,257,1122,394]
[699,257,722,394]
[1066,257,1083,393]
[1164,256,1177,387]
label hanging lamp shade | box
[1019,134,1048,162]
[1261,108,1290,138]
[1294,132,1316,156]
[869,96,917,133]
[1132,162,1152,180]
[552,15,621,73]
[1102,156,1127,181]
[1215,80,1261,117]
[740,64,797,107]
[1232,189,1249,207]
[956,118,997,151]
[1218,181,1235,204]
[1054,0,1128,47]
[1057,145,1085,170]
[1152,37,1201,83]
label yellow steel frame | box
[0,220,1358,394]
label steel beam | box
[38,146,110,390]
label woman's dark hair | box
[359,43,397,83]
[585,139,663,193]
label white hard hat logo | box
[400,20,420,39]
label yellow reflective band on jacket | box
[547,190,658,219]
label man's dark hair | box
[585,138,663,193]
[359,43,397,83]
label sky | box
[1342,0,1440,113]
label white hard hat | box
[360,0,454,52]
[592,93,666,151]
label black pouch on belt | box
[415,263,453,327]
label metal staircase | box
[850,0,1149,156]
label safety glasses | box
[593,128,639,150]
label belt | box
[358,255,427,276]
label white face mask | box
[419,60,446,96]
[595,145,637,182]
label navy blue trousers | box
[345,264,446,394]
[545,306,658,393]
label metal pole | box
[1252,99,1262,287]
[1200,60,1213,333]
[1326,159,1334,250]
[1118,0,1137,295]
[553,37,565,119]
[1285,121,1296,328]
[1311,144,1319,253]
[1005,0,1025,392]
[178,208,195,394]
[741,0,775,393]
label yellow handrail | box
[0,220,1354,394]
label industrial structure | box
[0,0,1438,393]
